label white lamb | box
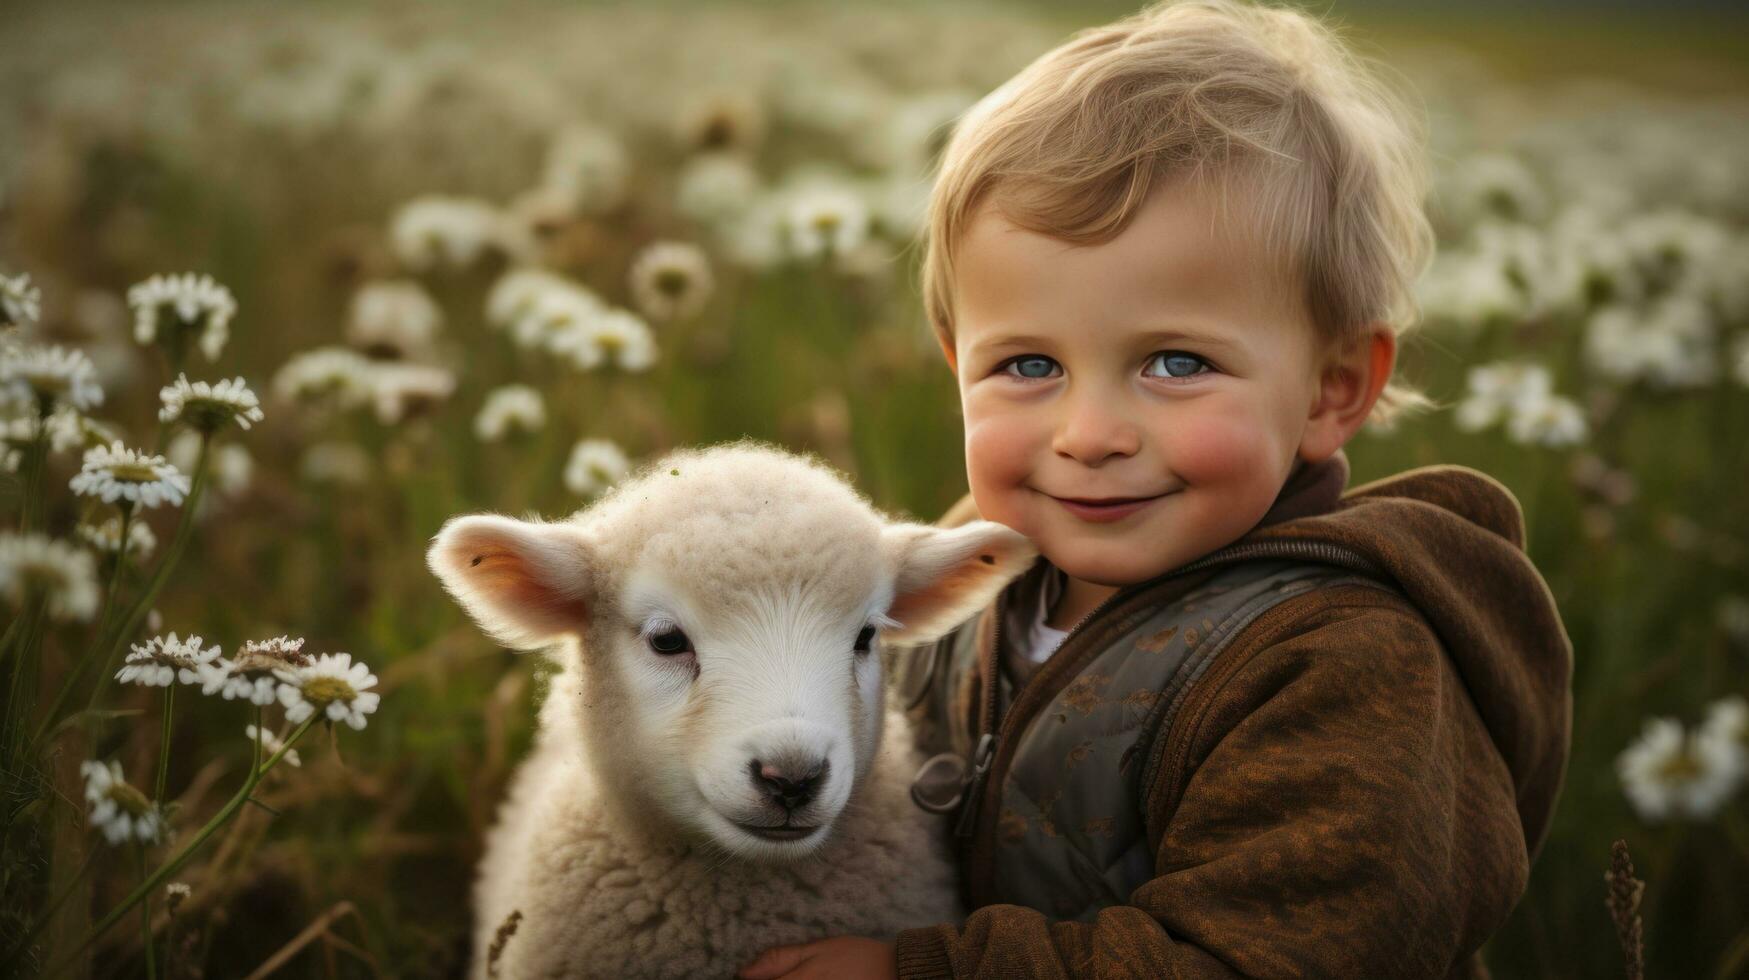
[426,440,1036,978]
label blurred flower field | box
[1,1,1746,976]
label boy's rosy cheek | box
[964,415,1038,510]
[1161,409,1277,491]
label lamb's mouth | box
[733,821,820,842]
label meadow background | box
[1,0,1747,976]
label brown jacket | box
[893,452,1573,978]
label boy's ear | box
[879,520,1037,645]
[427,514,597,650]
[1300,325,1395,464]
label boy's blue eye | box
[1146,352,1211,379]
[1002,355,1059,380]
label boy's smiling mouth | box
[1046,490,1175,523]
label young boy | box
[740,0,1572,976]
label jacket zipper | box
[953,557,1161,839]
[954,536,1384,890]
[954,585,1007,837]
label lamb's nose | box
[749,757,829,811]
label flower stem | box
[17,401,49,533]
[138,845,158,980]
[97,507,136,640]
[2,594,47,774]
[28,437,210,752]
[45,712,315,978]
[155,684,175,803]
[84,436,210,714]
[22,505,132,747]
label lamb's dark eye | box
[854,626,877,654]
[648,628,692,655]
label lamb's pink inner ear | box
[881,521,1037,645]
[427,514,593,650]
[469,549,589,628]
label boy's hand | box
[736,936,897,979]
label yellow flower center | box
[301,675,355,706]
[109,462,160,483]
[655,269,690,298]
[1655,751,1703,785]
[24,371,69,396]
[108,780,152,817]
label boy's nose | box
[1052,392,1142,465]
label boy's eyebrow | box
[1133,327,1248,356]
[969,326,1248,357]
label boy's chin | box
[1042,544,1182,589]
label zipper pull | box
[954,732,996,838]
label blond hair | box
[921,0,1436,425]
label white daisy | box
[41,408,101,453]
[126,273,237,362]
[346,279,443,359]
[574,309,657,373]
[274,652,381,730]
[541,125,630,215]
[718,195,788,271]
[272,347,374,409]
[245,724,301,768]
[1436,152,1549,229]
[859,90,974,175]
[675,152,761,227]
[1,410,87,471]
[1504,393,1589,449]
[474,385,546,442]
[510,287,607,355]
[1453,361,1554,434]
[158,374,265,433]
[192,634,306,704]
[1415,248,1525,332]
[389,196,506,271]
[69,442,191,509]
[75,514,158,560]
[2,271,42,329]
[628,242,714,322]
[1699,695,1748,789]
[485,268,591,329]
[0,532,100,621]
[1617,716,1742,821]
[116,632,223,688]
[81,759,168,846]
[784,184,870,259]
[1584,296,1717,389]
[0,344,105,413]
[564,438,631,497]
[54,410,124,453]
[233,635,311,672]
[363,362,455,425]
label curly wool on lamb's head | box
[428,438,1036,862]
[581,440,895,620]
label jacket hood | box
[1244,450,1574,859]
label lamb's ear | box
[426,514,597,650]
[878,520,1037,645]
